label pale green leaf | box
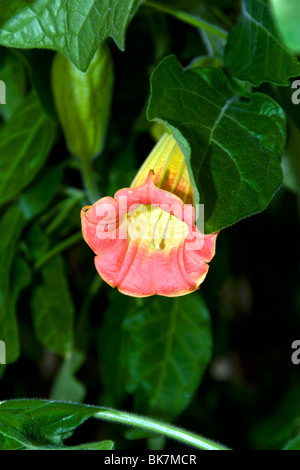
[50,350,86,403]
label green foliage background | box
[0,0,300,450]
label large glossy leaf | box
[0,91,57,206]
[0,399,113,450]
[122,294,212,420]
[224,0,300,86]
[147,55,286,233]
[0,0,145,72]
[0,206,28,364]
[31,256,75,358]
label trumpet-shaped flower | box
[81,133,217,297]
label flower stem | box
[80,157,100,204]
[34,231,82,271]
[144,1,228,40]
[94,408,229,450]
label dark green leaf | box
[250,376,300,450]
[0,48,27,121]
[147,55,286,233]
[0,399,113,450]
[122,294,212,420]
[23,224,50,263]
[18,49,58,119]
[57,441,114,450]
[0,257,31,365]
[224,0,300,86]
[0,0,145,72]
[0,365,5,379]
[50,350,86,403]
[19,165,63,220]
[282,119,300,195]
[0,206,28,363]
[18,320,43,363]
[98,291,131,405]
[31,256,74,357]
[0,91,57,206]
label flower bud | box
[51,44,114,161]
[131,132,194,204]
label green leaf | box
[250,376,300,450]
[122,294,212,420]
[0,398,228,450]
[0,365,5,380]
[0,399,113,450]
[19,164,63,220]
[23,224,50,263]
[147,55,286,233]
[31,256,74,357]
[0,48,27,121]
[57,441,114,450]
[270,0,300,54]
[283,435,300,450]
[224,0,300,86]
[18,49,58,119]
[98,291,131,405]
[0,90,57,206]
[0,0,145,72]
[0,257,31,365]
[0,206,28,363]
[282,119,300,195]
[50,350,86,403]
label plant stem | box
[94,408,229,450]
[144,1,228,40]
[34,231,82,270]
[80,157,100,204]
